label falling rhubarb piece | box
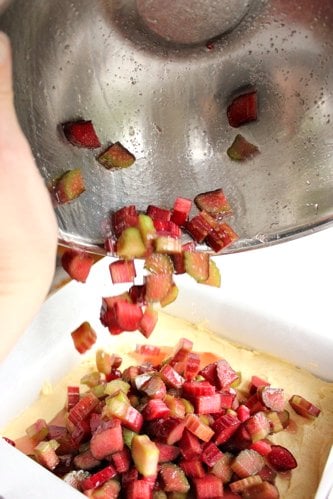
[61,249,94,283]
[184,250,210,282]
[71,321,97,354]
[227,134,259,161]
[109,259,136,284]
[62,120,101,148]
[227,90,257,128]
[98,142,135,169]
[53,168,85,204]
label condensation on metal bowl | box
[1,0,333,255]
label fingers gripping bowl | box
[0,231,333,498]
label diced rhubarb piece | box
[106,393,143,432]
[145,253,174,274]
[81,371,101,388]
[71,321,97,354]
[122,467,139,488]
[192,474,224,499]
[200,259,221,287]
[129,284,147,305]
[84,479,121,498]
[178,429,202,460]
[229,475,262,494]
[81,465,117,491]
[244,412,270,443]
[147,205,171,222]
[116,227,147,259]
[96,350,115,376]
[105,379,130,397]
[227,134,259,161]
[185,413,214,442]
[267,445,297,472]
[111,447,131,473]
[205,224,239,253]
[258,465,277,484]
[185,214,212,243]
[289,394,321,419]
[131,434,159,477]
[159,364,185,389]
[62,120,101,148]
[201,442,224,467]
[106,368,122,381]
[244,393,266,415]
[61,250,94,283]
[139,307,159,338]
[164,394,186,418]
[54,169,85,204]
[250,440,272,457]
[227,90,257,128]
[155,235,182,254]
[69,392,99,426]
[182,380,216,397]
[242,481,279,499]
[138,213,156,248]
[172,337,193,359]
[180,458,206,478]
[34,440,60,470]
[142,399,170,421]
[90,420,124,460]
[155,442,180,463]
[212,413,241,446]
[194,393,223,414]
[71,418,91,446]
[200,359,238,390]
[112,301,143,331]
[249,375,270,394]
[266,411,283,433]
[211,454,233,483]
[141,375,167,399]
[159,463,190,493]
[183,352,201,380]
[74,449,101,470]
[171,197,192,226]
[216,360,239,390]
[194,189,232,218]
[145,273,172,303]
[109,259,136,284]
[112,205,138,237]
[160,283,179,308]
[148,418,185,445]
[98,142,135,169]
[184,250,210,282]
[171,252,186,275]
[231,449,264,478]
[237,405,251,423]
[258,387,285,412]
[26,418,48,444]
[126,479,152,499]
[67,386,80,410]
[154,219,182,238]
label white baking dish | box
[0,228,332,498]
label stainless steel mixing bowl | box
[1,0,332,254]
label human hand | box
[0,32,58,360]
